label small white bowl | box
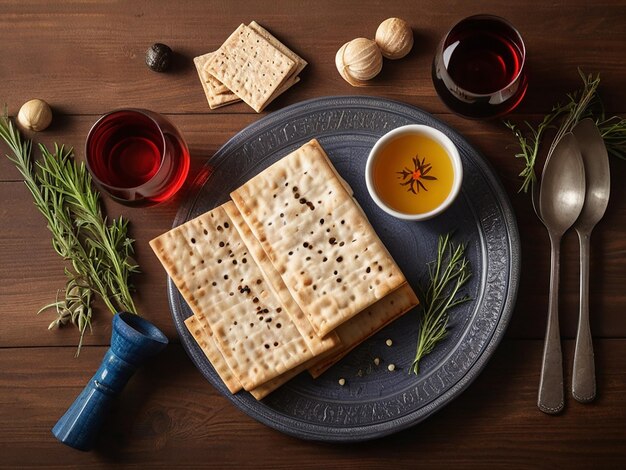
[365,124,463,221]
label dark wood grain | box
[0,0,625,467]
[1,340,625,469]
[0,0,624,117]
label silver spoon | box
[571,118,610,403]
[538,132,586,414]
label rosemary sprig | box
[506,70,626,193]
[595,114,626,161]
[411,233,472,375]
[0,112,139,355]
[505,110,563,193]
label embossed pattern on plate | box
[168,96,520,441]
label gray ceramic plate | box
[168,96,520,442]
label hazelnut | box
[375,18,414,59]
[335,38,383,86]
[17,99,53,132]
[146,43,173,72]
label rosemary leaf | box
[411,233,472,375]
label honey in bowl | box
[372,133,455,214]
[366,125,463,221]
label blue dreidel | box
[52,312,168,451]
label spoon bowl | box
[537,132,586,414]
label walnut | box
[17,99,53,132]
[335,38,383,86]
[375,18,414,60]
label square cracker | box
[253,283,416,395]
[247,21,307,110]
[186,314,314,400]
[248,21,307,78]
[308,283,419,378]
[193,53,240,109]
[149,202,323,391]
[231,139,408,337]
[197,51,297,111]
[205,23,296,113]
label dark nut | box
[146,43,173,72]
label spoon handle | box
[573,231,596,402]
[538,232,564,414]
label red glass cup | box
[432,15,528,119]
[85,109,190,206]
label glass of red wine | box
[85,109,190,206]
[432,15,528,119]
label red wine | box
[86,110,189,205]
[432,15,527,119]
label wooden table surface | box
[1,1,625,468]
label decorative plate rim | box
[167,96,520,442]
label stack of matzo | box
[150,139,418,399]
[194,22,307,112]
